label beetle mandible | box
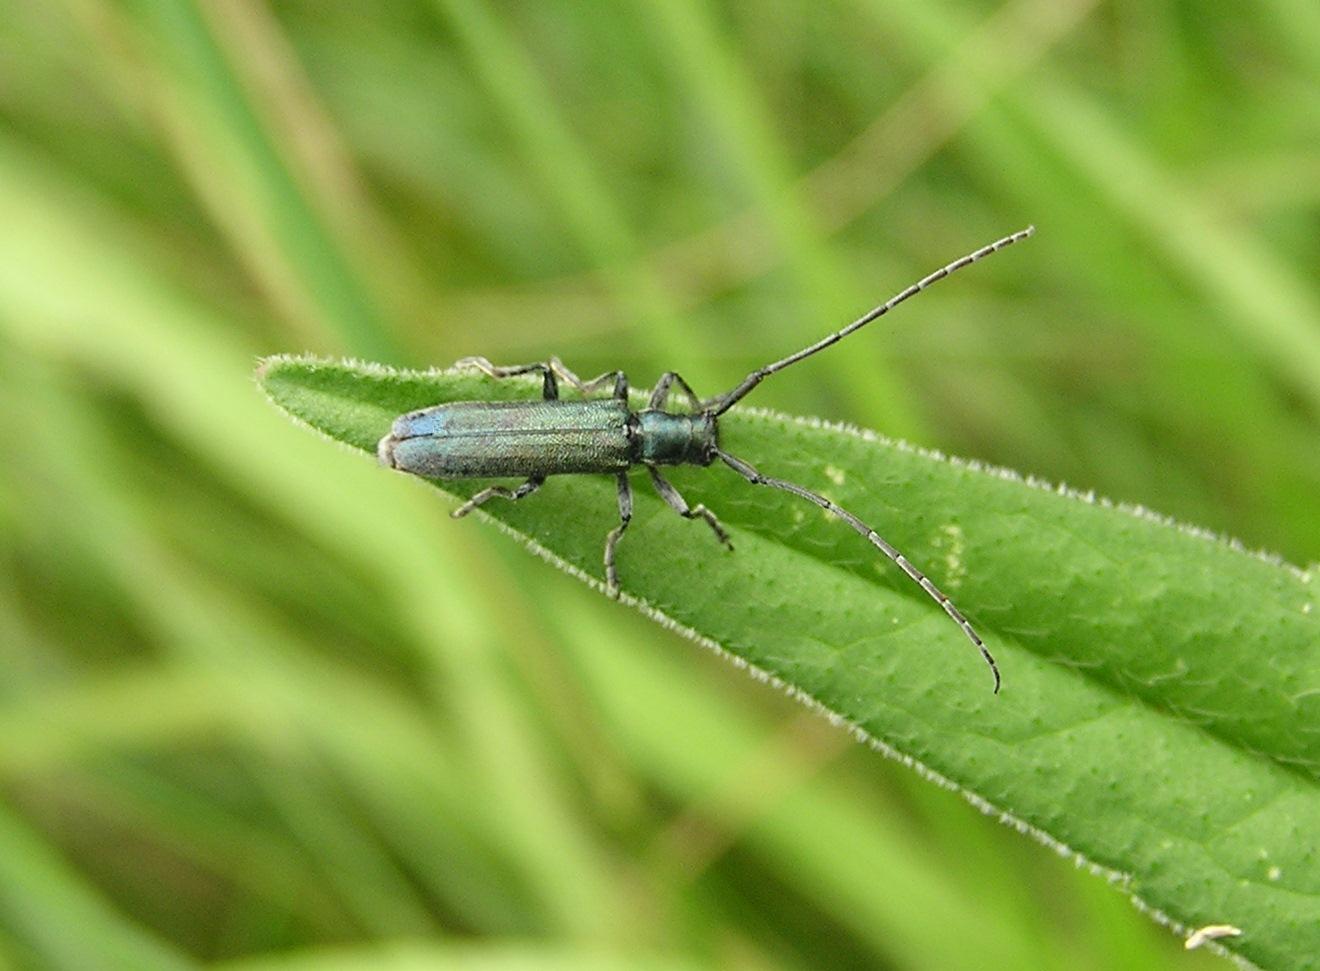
[378,227,1034,692]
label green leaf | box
[259,354,1320,971]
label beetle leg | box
[456,356,629,401]
[456,357,559,400]
[452,476,545,519]
[549,357,629,401]
[647,466,733,550]
[648,372,703,411]
[603,472,633,597]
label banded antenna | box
[706,226,1035,416]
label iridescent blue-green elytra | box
[378,399,718,478]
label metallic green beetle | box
[379,227,1033,692]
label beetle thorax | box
[634,410,718,466]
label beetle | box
[378,227,1033,692]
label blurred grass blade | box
[0,801,195,971]
[123,0,400,360]
[216,941,703,971]
[430,0,709,385]
[876,0,1320,421]
[261,355,1320,971]
[636,0,923,434]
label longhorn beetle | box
[378,227,1033,692]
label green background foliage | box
[1,1,1317,969]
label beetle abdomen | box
[379,399,634,478]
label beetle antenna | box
[716,448,1000,693]
[706,226,1034,417]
